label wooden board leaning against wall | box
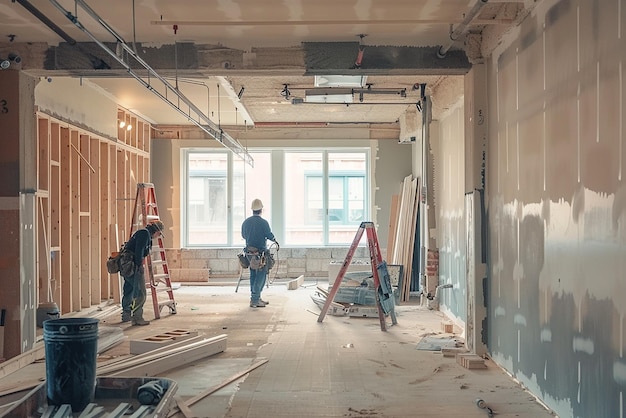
[36,108,151,315]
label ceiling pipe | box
[292,100,415,106]
[13,0,76,45]
[437,0,488,58]
[46,0,253,166]
[251,121,398,129]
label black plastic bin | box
[43,317,99,412]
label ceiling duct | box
[46,0,253,166]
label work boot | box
[260,299,269,305]
[121,312,131,323]
[132,317,150,326]
[249,300,266,308]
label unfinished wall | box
[33,110,150,316]
[0,70,37,359]
[0,75,153,359]
[486,0,626,416]
[433,98,467,323]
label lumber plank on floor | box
[174,396,196,418]
[0,343,44,379]
[96,335,206,376]
[167,358,268,418]
[105,334,228,377]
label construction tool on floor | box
[130,183,177,320]
[475,398,494,417]
[317,221,397,331]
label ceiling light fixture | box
[126,124,132,131]
[8,53,21,64]
[0,53,21,70]
[119,121,126,128]
[280,84,291,100]
[314,75,367,88]
[305,89,353,104]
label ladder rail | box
[316,225,364,324]
[317,221,396,331]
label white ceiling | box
[1,0,528,127]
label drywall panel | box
[35,78,118,139]
[434,102,466,324]
[486,0,626,416]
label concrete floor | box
[0,279,557,417]
[99,280,556,418]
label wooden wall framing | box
[36,109,151,314]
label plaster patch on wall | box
[514,313,527,326]
[572,336,594,355]
[540,328,552,342]
[613,361,626,385]
[494,306,506,317]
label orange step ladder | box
[129,182,177,320]
[317,221,397,331]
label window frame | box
[181,147,370,247]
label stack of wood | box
[456,353,487,369]
[388,175,420,302]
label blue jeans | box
[249,267,267,303]
[121,266,147,318]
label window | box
[186,153,228,245]
[306,175,364,224]
[182,148,369,247]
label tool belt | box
[237,246,274,271]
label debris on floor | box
[415,336,462,351]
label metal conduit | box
[438,0,489,58]
[46,0,253,166]
[14,0,76,45]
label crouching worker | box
[121,220,165,325]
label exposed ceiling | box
[0,0,529,129]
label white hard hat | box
[251,199,263,211]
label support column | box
[464,64,488,356]
[0,70,38,358]
[417,97,438,301]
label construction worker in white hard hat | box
[241,199,279,308]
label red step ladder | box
[129,183,177,320]
[317,221,397,331]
